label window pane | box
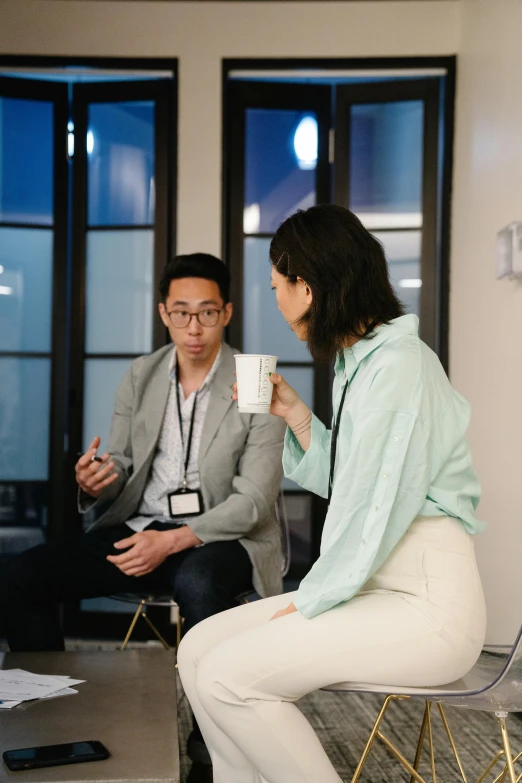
[374,230,422,317]
[281,367,313,411]
[87,101,155,226]
[0,97,53,225]
[0,484,47,559]
[0,358,50,480]
[349,101,423,229]
[83,358,134,454]
[245,109,316,235]
[85,229,154,355]
[243,237,310,362]
[0,227,53,352]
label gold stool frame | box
[121,597,180,650]
[352,696,522,783]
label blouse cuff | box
[283,413,328,484]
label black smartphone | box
[3,741,110,771]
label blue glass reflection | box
[0,358,51,481]
[0,228,53,352]
[350,101,423,220]
[0,98,53,225]
[87,101,155,226]
[245,109,316,234]
[243,237,311,362]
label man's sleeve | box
[188,414,286,542]
[77,363,135,514]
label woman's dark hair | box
[159,253,230,303]
[270,204,405,362]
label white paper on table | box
[0,701,22,709]
[40,687,79,699]
[0,671,76,701]
[5,670,85,688]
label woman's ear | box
[297,276,313,303]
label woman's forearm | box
[285,402,313,452]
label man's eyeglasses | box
[166,308,223,328]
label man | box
[0,253,286,773]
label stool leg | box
[351,695,397,783]
[121,600,145,650]
[498,713,517,783]
[437,704,468,783]
[410,702,429,783]
[478,751,507,783]
[377,732,430,783]
[426,702,437,783]
[141,612,170,650]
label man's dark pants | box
[0,521,252,650]
[0,522,253,764]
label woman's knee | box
[194,640,248,715]
[177,612,222,676]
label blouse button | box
[374,505,379,511]
[383,472,388,478]
[393,436,399,442]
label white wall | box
[451,0,522,644]
[0,0,460,253]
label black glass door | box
[0,76,68,561]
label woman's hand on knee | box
[270,602,298,621]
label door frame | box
[222,56,456,372]
[68,78,175,537]
[0,56,178,545]
[224,79,333,574]
[0,75,69,542]
[334,78,441,354]
[222,57,456,576]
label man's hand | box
[76,436,118,498]
[106,527,203,577]
[270,602,298,620]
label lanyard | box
[328,363,359,504]
[175,365,198,489]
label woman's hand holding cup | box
[232,372,307,423]
[267,372,309,424]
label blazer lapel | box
[144,348,172,450]
[198,343,235,467]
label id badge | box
[168,488,204,519]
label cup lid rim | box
[234,354,278,359]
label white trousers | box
[177,516,487,783]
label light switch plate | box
[496,222,522,279]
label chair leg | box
[492,762,510,783]
[479,752,508,783]
[425,702,437,783]
[141,611,170,650]
[350,695,400,783]
[410,702,430,783]
[437,704,468,783]
[121,600,146,650]
[497,713,517,783]
[377,731,431,783]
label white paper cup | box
[234,354,278,414]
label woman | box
[178,204,487,783]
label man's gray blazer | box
[82,342,286,598]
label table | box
[0,651,179,783]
